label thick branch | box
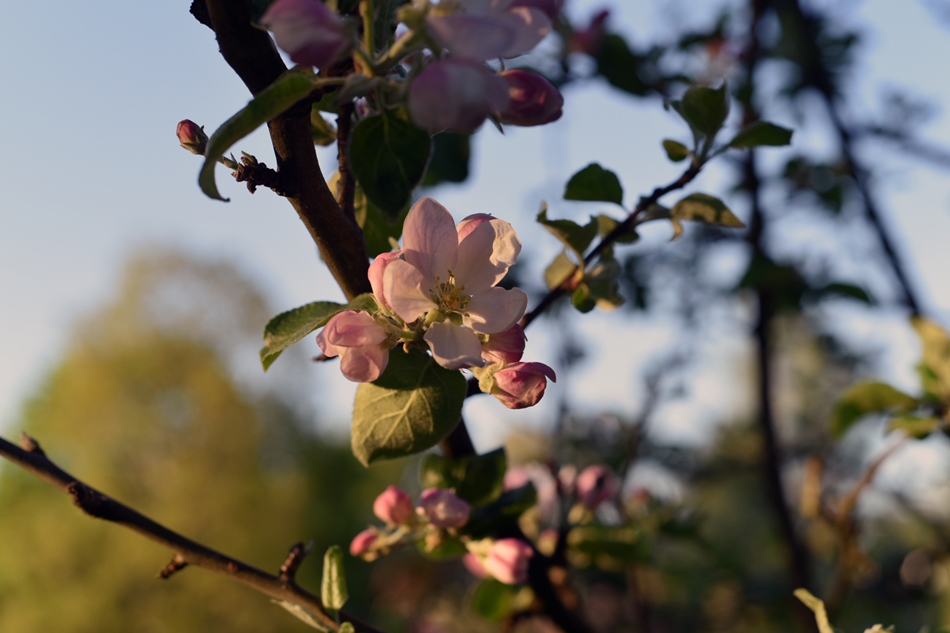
[204,0,370,300]
[0,434,382,633]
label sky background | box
[2,0,950,479]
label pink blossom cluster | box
[260,0,564,132]
[317,197,555,409]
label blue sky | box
[1,0,950,459]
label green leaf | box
[351,347,466,465]
[729,121,793,148]
[544,251,578,290]
[567,525,648,563]
[321,545,348,611]
[349,112,432,218]
[596,214,638,243]
[889,416,940,439]
[831,381,918,438]
[913,317,950,401]
[464,484,538,538]
[583,252,624,312]
[422,132,471,186]
[563,163,624,205]
[595,34,650,96]
[471,579,521,620]
[537,206,599,259]
[420,448,507,507]
[571,284,596,313]
[669,193,744,238]
[679,83,730,139]
[662,139,690,162]
[200,70,316,201]
[813,282,873,304]
[311,105,337,147]
[272,600,331,632]
[794,589,834,633]
[259,294,378,371]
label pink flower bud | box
[490,362,556,409]
[317,311,390,382]
[462,552,489,578]
[368,251,403,311]
[261,0,352,69]
[576,464,617,510]
[483,538,533,584]
[497,70,563,127]
[408,59,510,133]
[510,0,562,21]
[419,488,471,528]
[349,527,378,556]
[570,9,609,56]
[482,324,527,365]
[373,485,414,525]
[176,120,208,155]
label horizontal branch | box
[0,433,383,633]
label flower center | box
[432,271,470,315]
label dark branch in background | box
[520,162,703,329]
[202,0,371,300]
[0,434,382,633]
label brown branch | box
[232,154,293,196]
[158,554,188,579]
[203,0,370,300]
[520,162,702,329]
[0,434,384,633]
[337,101,358,222]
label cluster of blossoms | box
[351,485,535,585]
[317,197,556,409]
[260,0,565,132]
[506,461,620,525]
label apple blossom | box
[373,485,415,525]
[481,324,527,365]
[490,361,556,409]
[316,310,391,382]
[177,120,208,155]
[426,0,552,61]
[380,198,528,370]
[462,552,489,579]
[483,538,533,584]
[407,59,510,133]
[261,0,352,69]
[576,464,618,510]
[349,527,379,557]
[497,69,564,127]
[418,488,471,528]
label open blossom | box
[576,464,618,510]
[426,0,552,61]
[497,69,564,127]
[381,198,527,370]
[491,361,556,409]
[316,310,390,382]
[373,486,415,525]
[483,538,533,584]
[261,0,352,69]
[419,488,471,528]
[408,59,510,133]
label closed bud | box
[576,464,617,510]
[261,0,352,69]
[490,361,556,409]
[497,69,563,127]
[176,120,208,155]
[373,485,414,525]
[483,538,533,584]
[419,488,471,528]
[482,324,527,365]
[408,59,510,133]
[349,528,378,557]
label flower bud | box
[261,0,352,69]
[481,324,527,365]
[349,527,378,557]
[408,59,510,133]
[490,362,556,409]
[373,485,415,525]
[570,9,609,56]
[177,120,208,155]
[483,538,533,584]
[419,488,471,528]
[576,464,617,510]
[497,70,563,127]
[462,552,489,579]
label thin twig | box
[0,434,383,633]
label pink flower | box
[176,120,207,155]
[426,0,552,61]
[316,311,390,382]
[481,324,526,365]
[408,59,510,133]
[261,0,352,69]
[497,70,564,127]
[419,488,471,528]
[373,485,414,525]
[490,362,556,409]
[576,464,618,510]
[368,250,403,311]
[462,552,489,578]
[349,527,378,556]
[570,9,610,56]
[483,538,533,584]
[380,198,527,370]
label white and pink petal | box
[424,321,485,369]
[464,287,528,334]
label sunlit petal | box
[464,287,527,334]
[384,259,436,323]
[402,197,459,285]
[424,322,485,369]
